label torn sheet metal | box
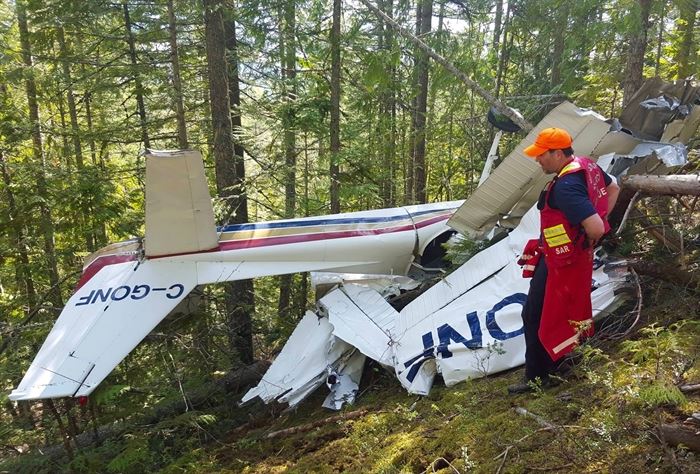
[240,310,354,405]
[619,77,700,140]
[323,351,366,410]
[311,272,420,299]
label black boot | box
[507,376,558,394]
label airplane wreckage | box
[10,78,700,411]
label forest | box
[0,0,699,472]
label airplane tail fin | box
[144,149,219,257]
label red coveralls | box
[538,156,610,360]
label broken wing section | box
[240,310,356,406]
[10,260,197,400]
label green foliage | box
[637,382,687,408]
[444,235,488,266]
[105,438,153,474]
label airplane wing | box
[9,259,197,400]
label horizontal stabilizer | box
[10,259,196,400]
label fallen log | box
[659,423,700,452]
[620,175,700,196]
[629,261,700,291]
[265,408,369,439]
[680,384,700,394]
[146,359,271,422]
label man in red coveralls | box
[508,128,619,394]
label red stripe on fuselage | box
[217,214,450,251]
[75,213,452,289]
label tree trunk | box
[16,0,63,309]
[378,0,396,208]
[57,25,96,252]
[204,0,253,364]
[168,0,188,149]
[492,0,503,58]
[620,174,700,196]
[224,15,255,365]
[406,0,422,205]
[123,0,150,149]
[329,0,341,214]
[622,0,652,108]
[358,0,532,130]
[495,1,511,99]
[413,0,432,204]
[46,399,74,460]
[56,26,83,169]
[278,0,297,320]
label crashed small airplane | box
[10,78,700,411]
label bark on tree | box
[123,0,151,149]
[329,0,341,214]
[225,15,255,365]
[406,0,421,204]
[622,0,652,108]
[278,0,297,320]
[413,0,432,204]
[620,174,700,196]
[380,0,396,208]
[16,0,63,309]
[168,0,188,149]
[356,0,533,131]
[204,0,254,364]
[492,0,503,58]
[57,25,96,252]
[494,0,512,99]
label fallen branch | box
[620,174,700,196]
[265,408,368,439]
[680,384,700,394]
[629,261,700,291]
[514,407,555,430]
[354,0,533,131]
[630,208,683,253]
[659,423,700,452]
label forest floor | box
[3,277,699,474]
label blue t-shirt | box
[547,168,612,225]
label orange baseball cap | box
[523,127,573,157]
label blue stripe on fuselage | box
[217,207,455,233]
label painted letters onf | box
[402,293,527,382]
